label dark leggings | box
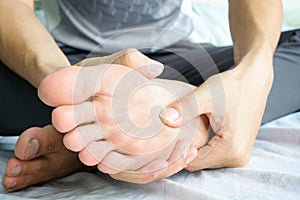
[1,29,300,136]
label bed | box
[1,112,300,199]
[1,0,300,199]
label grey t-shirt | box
[44,0,193,54]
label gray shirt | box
[44,0,193,54]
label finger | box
[109,140,193,184]
[77,48,164,79]
[109,153,186,184]
[159,83,213,128]
[63,124,104,152]
[101,139,193,175]
[185,135,223,171]
[78,141,115,166]
[97,152,153,174]
[52,101,96,133]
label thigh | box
[146,42,234,86]
[0,47,89,136]
[263,29,300,123]
[146,33,300,124]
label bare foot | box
[2,125,93,192]
[38,64,209,174]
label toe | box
[52,101,96,133]
[15,126,63,161]
[2,158,67,192]
[5,158,22,177]
[79,141,115,166]
[5,157,49,178]
[3,158,55,192]
[63,124,104,152]
[38,65,110,106]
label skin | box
[38,0,283,185]
[0,0,167,191]
[1,0,283,191]
[111,0,283,183]
[38,64,209,173]
[163,0,283,171]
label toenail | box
[25,139,39,159]
[6,181,17,189]
[9,165,21,176]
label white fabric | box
[1,112,300,199]
[188,0,300,46]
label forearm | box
[229,0,283,66]
[0,0,70,88]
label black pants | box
[1,29,300,136]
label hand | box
[75,48,164,79]
[159,56,274,171]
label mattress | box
[1,112,300,200]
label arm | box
[0,0,70,88]
[110,0,284,183]
[229,0,282,74]
[159,0,283,170]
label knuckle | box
[120,48,140,65]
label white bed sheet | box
[1,112,300,200]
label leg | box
[148,32,300,124]
[0,46,88,136]
[263,29,300,123]
[0,62,52,136]
[1,48,91,192]
[2,46,165,191]
[2,125,92,192]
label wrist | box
[25,47,70,87]
[235,39,274,66]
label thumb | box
[77,48,164,79]
[159,83,212,128]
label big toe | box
[38,65,108,106]
[14,126,63,161]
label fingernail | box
[6,181,17,189]
[9,165,21,176]
[25,139,39,160]
[146,59,164,75]
[186,148,198,164]
[160,108,180,123]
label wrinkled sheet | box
[0,112,300,200]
